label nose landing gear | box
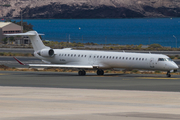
[166,71,171,77]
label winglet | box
[13,57,25,65]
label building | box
[0,22,22,43]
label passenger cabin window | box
[81,55,83,57]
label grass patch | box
[0,52,33,57]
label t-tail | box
[6,31,49,51]
[5,31,54,57]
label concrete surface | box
[1,86,180,120]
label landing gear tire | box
[78,70,86,76]
[97,69,104,75]
[166,71,171,77]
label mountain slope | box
[0,0,180,18]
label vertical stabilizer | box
[5,31,50,52]
[27,31,49,51]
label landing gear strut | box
[78,70,86,76]
[166,71,171,77]
[97,69,104,75]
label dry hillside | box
[0,0,180,18]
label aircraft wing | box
[13,57,95,69]
[28,64,94,69]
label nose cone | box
[172,62,179,70]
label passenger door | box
[88,54,97,65]
[150,58,154,68]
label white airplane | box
[6,31,179,77]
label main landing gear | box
[78,69,104,76]
[166,71,171,77]
[97,69,104,75]
[78,70,86,76]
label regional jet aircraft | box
[6,31,178,77]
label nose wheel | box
[166,71,171,77]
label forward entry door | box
[150,58,154,68]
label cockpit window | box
[167,58,172,61]
[158,58,165,61]
[158,58,172,61]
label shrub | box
[132,69,138,73]
[149,44,163,49]
[155,70,161,73]
[169,56,175,59]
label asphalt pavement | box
[0,71,180,92]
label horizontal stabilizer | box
[5,31,44,36]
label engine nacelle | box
[38,49,54,57]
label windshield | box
[158,58,166,61]
[158,58,173,61]
[166,58,172,61]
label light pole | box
[20,9,23,33]
[20,8,24,45]
[173,35,177,48]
